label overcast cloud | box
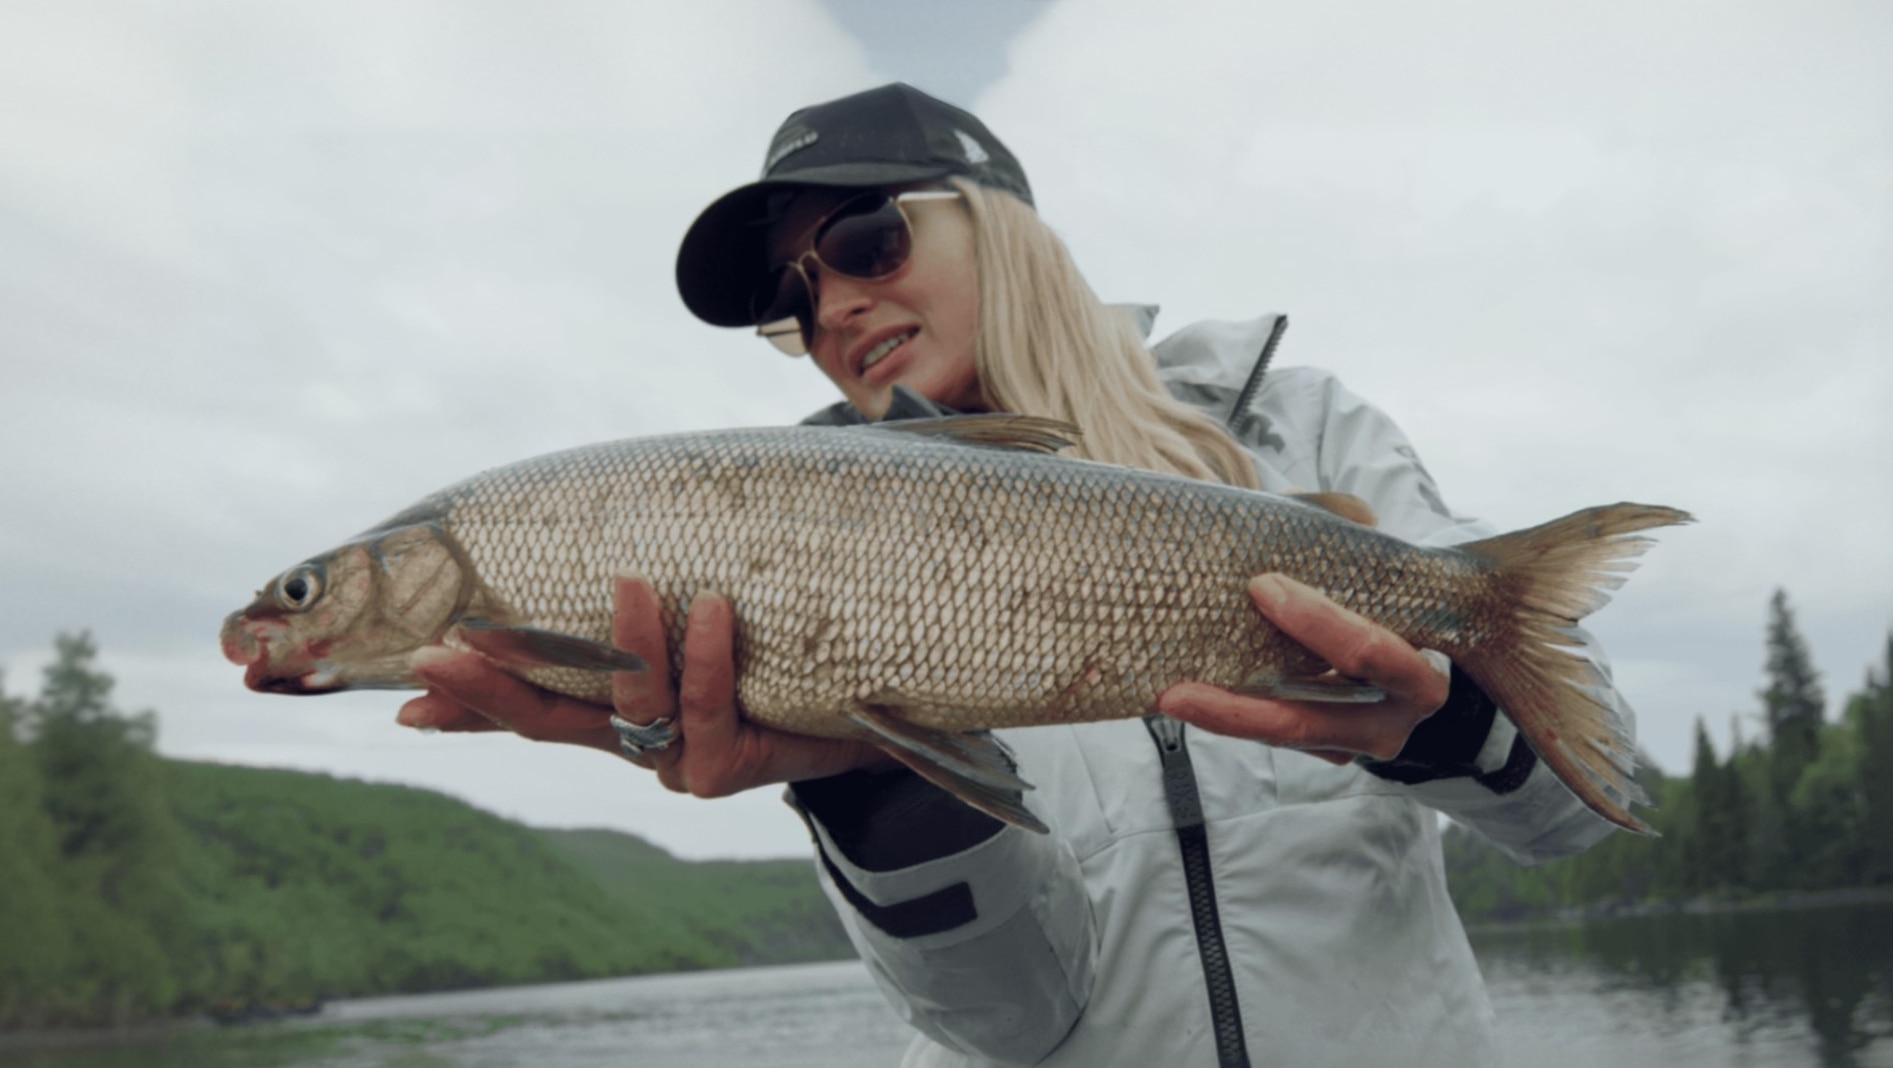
[2,2,1888,859]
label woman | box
[398,84,1630,1067]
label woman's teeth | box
[861,330,916,372]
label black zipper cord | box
[1144,715,1251,1067]
[1226,315,1288,431]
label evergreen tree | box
[1731,741,1782,889]
[1760,589,1825,804]
[0,676,77,1026]
[1687,718,1747,893]
[1756,590,1824,884]
[20,634,184,1021]
[1852,633,1893,884]
[24,633,160,867]
[1722,727,1751,889]
[1788,717,1866,887]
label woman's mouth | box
[860,329,917,374]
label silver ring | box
[610,714,676,757]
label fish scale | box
[224,414,1690,834]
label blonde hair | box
[951,179,1261,490]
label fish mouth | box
[247,669,344,695]
[243,657,409,695]
[222,611,348,695]
[221,610,265,667]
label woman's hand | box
[1157,574,1450,765]
[396,576,893,795]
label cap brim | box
[675,162,961,328]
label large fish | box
[222,414,1688,834]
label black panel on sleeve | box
[811,848,978,939]
[1358,663,1499,786]
[790,767,1005,872]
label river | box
[2,899,1887,1067]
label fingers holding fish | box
[607,575,682,771]
[1245,574,1452,715]
[395,686,506,734]
[655,590,898,795]
[658,591,735,794]
[407,646,623,755]
[1157,573,1449,762]
[1159,682,1431,762]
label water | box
[1477,898,1893,1068]
[4,900,1889,1067]
[0,962,916,1068]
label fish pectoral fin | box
[867,412,1080,454]
[1234,669,1385,704]
[1286,491,1378,527]
[454,619,647,674]
[847,706,1049,835]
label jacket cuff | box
[786,774,1049,946]
[789,767,1006,873]
[1358,664,1528,786]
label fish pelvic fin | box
[867,413,1080,454]
[848,706,1049,834]
[1235,669,1385,703]
[454,619,648,674]
[1456,503,1693,836]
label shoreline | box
[1462,883,1893,931]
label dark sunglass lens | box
[816,198,911,279]
[754,265,811,325]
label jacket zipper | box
[1226,314,1287,430]
[1144,715,1251,1068]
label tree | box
[19,634,185,1021]
[1753,590,1825,884]
[23,632,160,865]
[1852,633,1893,884]
[1687,718,1748,893]
[1760,589,1825,805]
[0,675,77,1026]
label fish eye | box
[276,564,325,612]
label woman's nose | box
[812,269,875,331]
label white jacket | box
[792,313,1630,1068]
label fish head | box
[222,523,470,694]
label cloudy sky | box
[2,2,1887,859]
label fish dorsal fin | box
[869,414,1080,455]
[1287,491,1378,527]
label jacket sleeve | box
[1300,370,1627,864]
[784,769,1096,1063]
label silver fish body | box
[223,415,1688,833]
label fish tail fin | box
[1454,503,1692,836]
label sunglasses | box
[753,189,962,356]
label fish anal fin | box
[869,413,1080,454]
[847,706,1048,834]
[1287,491,1377,527]
[455,619,647,674]
[1235,669,1385,704]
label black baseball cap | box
[675,83,1033,328]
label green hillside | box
[540,828,849,966]
[0,634,851,1031]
